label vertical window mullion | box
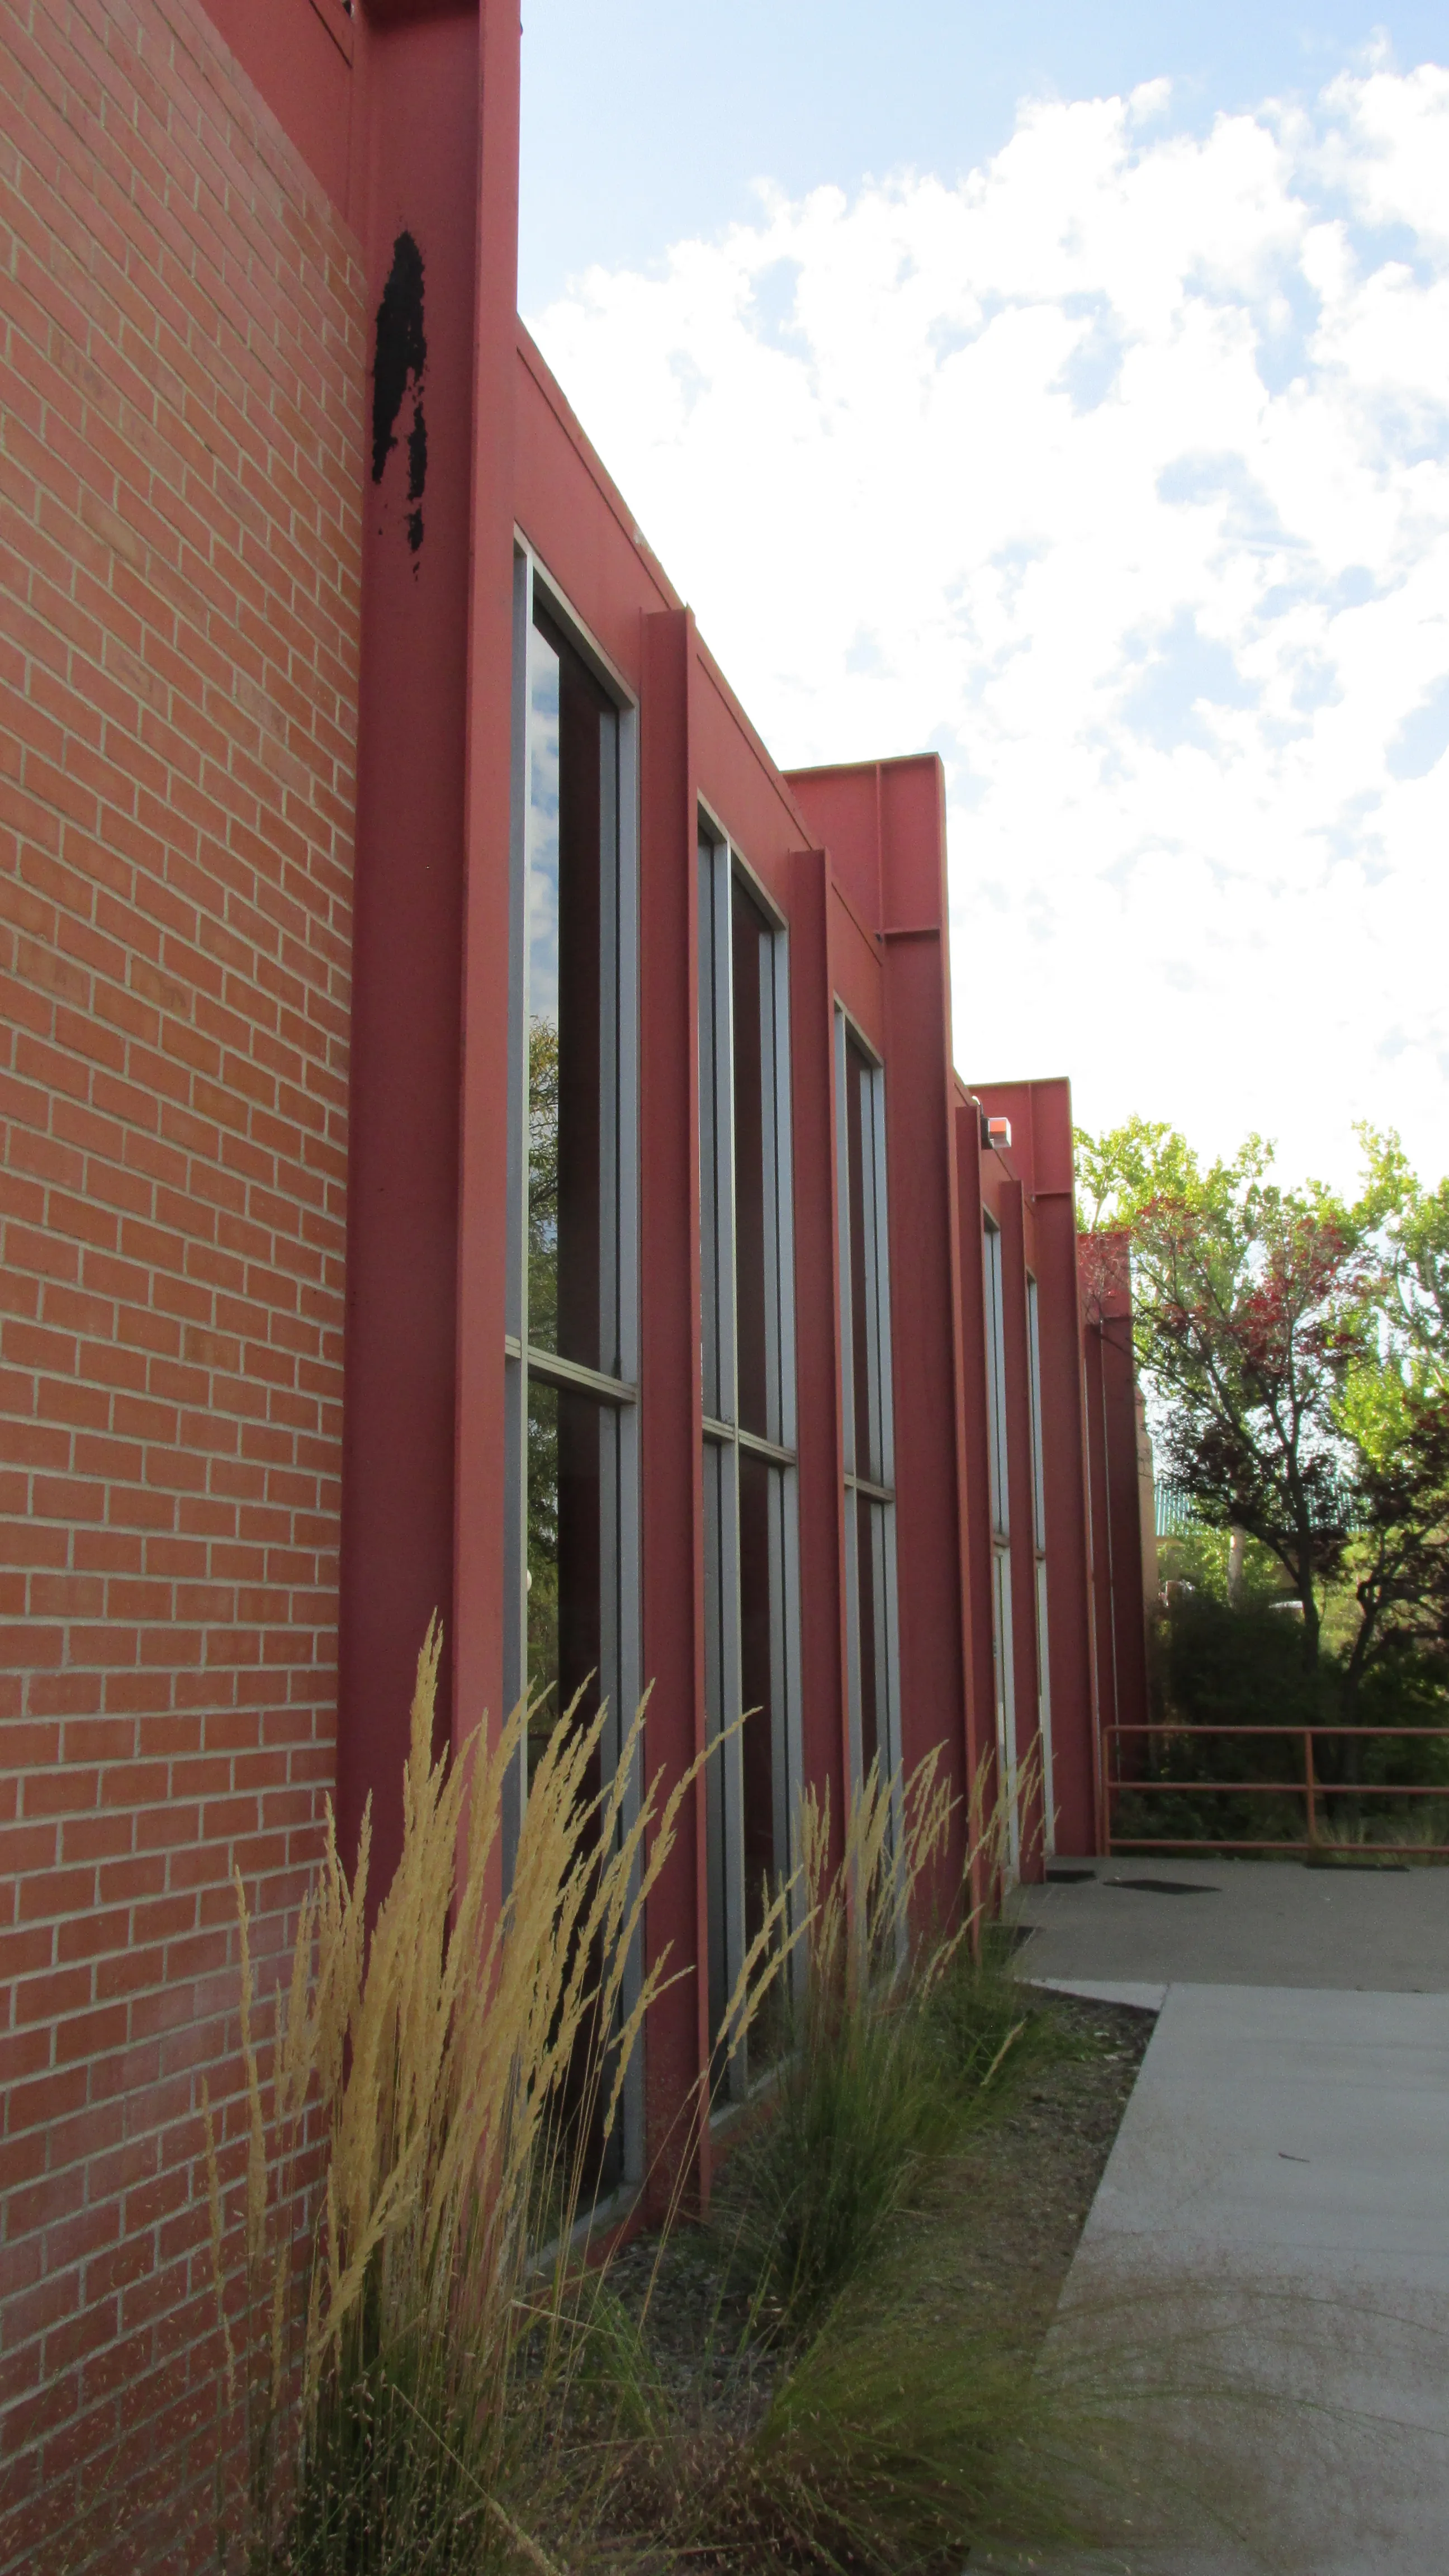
[834,1009,856,1479]
[714,843,744,2053]
[983,1219,1011,1540]
[698,840,721,1423]
[503,551,534,1871]
[768,925,803,1866]
[716,852,739,1431]
[700,833,746,2086]
[837,1019,901,1819]
[859,1081,883,1481]
[983,1216,1018,1875]
[759,937,783,1447]
[598,709,621,1379]
[702,837,799,2093]
[868,1068,896,1493]
[506,554,640,2191]
[1026,1274,1054,1859]
[702,1442,731,2044]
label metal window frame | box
[982,1215,1011,1543]
[698,815,803,2090]
[834,1008,902,1865]
[1025,1273,1055,1857]
[505,538,643,2177]
[982,1214,1019,1877]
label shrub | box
[745,2304,1075,2568]
[1125,1593,1449,1849]
[925,1917,1044,2102]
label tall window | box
[835,1014,900,1812]
[699,826,801,2075]
[505,551,640,2161]
[1025,1275,1055,1855]
[982,1215,1019,1876]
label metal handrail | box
[1104,1721,1449,1857]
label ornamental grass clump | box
[203,1620,742,2574]
[713,1740,1017,2344]
[205,1644,1091,2576]
[924,1732,1049,2101]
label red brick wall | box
[0,0,363,2562]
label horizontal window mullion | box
[844,1470,894,1506]
[703,1415,797,1470]
[521,1343,637,1405]
[737,1425,794,1469]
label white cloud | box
[528,69,1449,1191]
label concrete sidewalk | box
[984,1863,1449,2572]
[1012,1853,1449,1992]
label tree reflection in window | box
[522,603,616,1784]
[528,1017,559,1356]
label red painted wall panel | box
[452,0,522,1783]
[882,930,971,1873]
[636,609,709,2206]
[785,760,882,935]
[790,758,975,1915]
[335,7,481,1890]
[202,0,355,213]
[785,852,851,1838]
[513,332,675,685]
[995,1177,1048,1876]
[953,1098,1003,1864]
[977,1080,1102,1855]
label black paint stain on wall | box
[405,405,427,554]
[372,231,428,555]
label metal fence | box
[1154,1480,1366,1541]
[1105,1722,1449,1857]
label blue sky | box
[519,3,1445,309]
[519,8,1449,1192]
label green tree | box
[1076,1119,1362,1671]
[1077,1117,1449,1710]
[1355,1123,1449,1388]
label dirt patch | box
[609,1993,1156,2394]
[900,1995,1157,2355]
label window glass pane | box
[699,838,723,1421]
[845,1039,880,1483]
[699,841,797,2082]
[702,1442,729,2045]
[1026,1277,1046,1553]
[527,1377,608,1777]
[856,1491,880,1783]
[732,881,773,1438]
[525,1372,622,2187]
[838,1015,897,1806]
[983,1220,1009,1537]
[527,609,617,1375]
[738,1448,778,1947]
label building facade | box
[0,0,1149,2564]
